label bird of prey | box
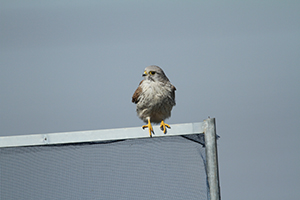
[132,65,176,137]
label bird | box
[132,65,176,137]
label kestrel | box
[132,65,176,137]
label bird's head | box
[142,65,169,82]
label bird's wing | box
[172,85,176,92]
[132,80,143,104]
[171,85,176,103]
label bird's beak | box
[142,70,147,76]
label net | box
[1,135,208,200]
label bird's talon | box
[160,120,170,134]
[142,118,153,137]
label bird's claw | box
[160,120,170,134]
[142,119,153,137]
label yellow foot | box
[160,120,170,134]
[142,118,153,137]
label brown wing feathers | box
[132,80,143,104]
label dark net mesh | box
[1,135,208,200]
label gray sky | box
[1,1,300,199]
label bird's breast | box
[138,81,174,105]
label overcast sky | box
[1,1,300,199]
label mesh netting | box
[0,135,208,200]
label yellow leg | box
[160,120,170,134]
[142,118,153,137]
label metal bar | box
[204,118,221,200]
[0,122,204,148]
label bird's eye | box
[149,71,156,75]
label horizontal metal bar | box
[0,122,204,148]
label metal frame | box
[204,118,221,200]
[0,122,204,148]
[0,119,220,200]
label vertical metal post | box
[204,118,221,200]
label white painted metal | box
[0,122,204,148]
